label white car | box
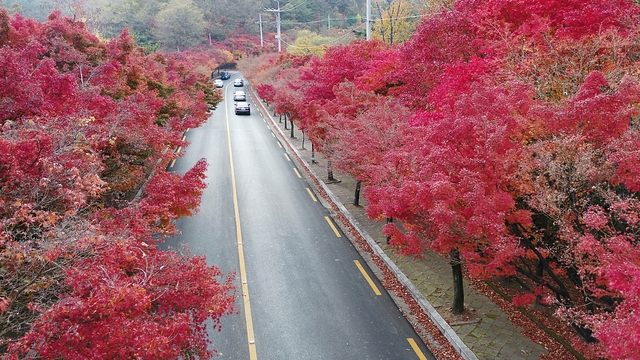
[233,91,246,101]
[235,102,250,115]
[214,79,223,88]
[234,78,244,87]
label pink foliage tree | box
[0,9,235,357]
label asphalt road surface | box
[162,72,435,360]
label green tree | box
[372,0,418,44]
[193,0,263,41]
[287,30,336,56]
[153,0,206,52]
[3,0,48,20]
[96,0,162,46]
[422,0,454,11]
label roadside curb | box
[249,86,478,360]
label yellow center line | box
[277,141,282,148]
[182,135,186,141]
[354,260,382,296]
[176,146,182,153]
[324,216,342,238]
[185,128,190,133]
[271,132,276,138]
[306,188,317,202]
[169,159,176,168]
[226,101,258,360]
[284,153,291,162]
[407,338,428,360]
[293,168,302,178]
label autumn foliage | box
[1,9,234,358]
[242,0,640,358]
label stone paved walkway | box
[250,88,549,360]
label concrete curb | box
[249,86,478,360]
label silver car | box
[233,91,246,101]
[235,102,250,115]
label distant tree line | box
[1,0,448,52]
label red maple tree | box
[1,9,235,357]
[241,0,640,357]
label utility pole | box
[257,13,264,47]
[264,0,282,52]
[366,0,371,40]
[276,0,281,52]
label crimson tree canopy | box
[1,9,234,357]
[242,0,640,357]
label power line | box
[266,11,439,28]
[374,12,441,21]
[280,22,366,51]
[281,0,307,11]
[282,16,361,25]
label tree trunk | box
[450,249,465,315]
[290,115,295,138]
[535,259,544,305]
[354,180,362,206]
[327,160,334,181]
[284,113,288,129]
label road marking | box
[169,143,183,168]
[277,141,282,148]
[354,260,382,296]
[267,125,271,130]
[293,168,302,178]
[284,153,291,162]
[186,128,190,133]
[407,338,428,360]
[271,132,276,138]
[226,101,258,360]
[182,135,186,141]
[325,216,341,238]
[306,188,317,202]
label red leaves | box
[512,293,537,307]
[1,11,233,358]
[256,83,276,104]
[140,159,208,235]
[366,78,531,272]
[9,239,234,360]
[548,72,640,143]
[240,0,640,356]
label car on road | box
[213,79,224,88]
[220,71,231,80]
[234,78,244,87]
[233,91,246,101]
[235,102,250,115]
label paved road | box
[162,73,434,360]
